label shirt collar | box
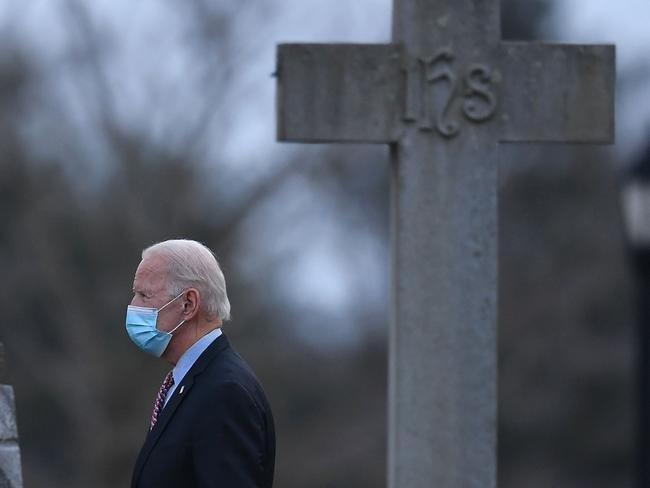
[173,328,222,386]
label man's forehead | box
[134,255,169,283]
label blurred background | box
[0,0,646,486]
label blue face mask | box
[125,292,186,357]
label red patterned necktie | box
[150,370,174,430]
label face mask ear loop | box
[158,291,185,312]
[169,320,186,334]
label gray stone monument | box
[276,0,614,486]
[0,344,23,488]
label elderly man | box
[126,239,275,488]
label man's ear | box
[182,288,200,320]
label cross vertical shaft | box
[389,120,499,488]
[393,0,500,51]
[389,3,501,485]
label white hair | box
[142,239,231,321]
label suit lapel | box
[132,334,230,487]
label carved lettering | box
[463,64,497,122]
[425,49,459,138]
[402,58,419,122]
[402,50,498,138]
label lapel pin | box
[179,385,185,395]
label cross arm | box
[276,43,403,143]
[498,42,615,143]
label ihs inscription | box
[403,48,498,138]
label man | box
[126,239,275,488]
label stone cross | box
[276,1,614,486]
[0,344,22,488]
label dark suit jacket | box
[131,334,275,488]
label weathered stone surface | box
[389,124,499,488]
[0,346,23,488]
[0,385,21,488]
[499,42,615,143]
[277,44,403,143]
[0,443,22,488]
[0,388,17,441]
